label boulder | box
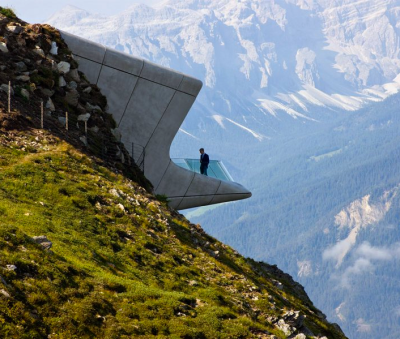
[68,81,78,89]
[32,235,52,250]
[20,88,29,100]
[68,68,80,82]
[0,289,10,298]
[6,265,17,271]
[16,75,30,82]
[46,98,55,112]
[33,47,45,58]
[86,102,102,111]
[50,41,58,55]
[83,86,92,94]
[15,61,27,72]
[41,88,54,97]
[111,128,122,141]
[57,61,70,74]
[90,125,99,133]
[78,113,91,122]
[79,136,88,146]
[7,25,23,34]
[65,89,79,107]
[1,84,13,95]
[59,76,66,87]
[0,42,8,53]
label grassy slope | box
[0,130,346,339]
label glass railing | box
[172,158,234,182]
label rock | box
[109,188,120,197]
[283,311,304,328]
[90,126,99,133]
[0,289,10,298]
[0,42,8,53]
[50,60,57,71]
[116,146,125,163]
[1,84,14,95]
[111,128,122,141]
[68,81,78,89]
[86,102,102,111]
[32,235,52,250]
[41,88,54,97]
[272,279,283,290]
[83,86,92,94]
[65,89,79,107]
[68,68,80,82]
[117,203,125,212]
[58,117,66,125]
[59,76,67,87]
[33,47,45,58]
[16,75,30,82]
[6,265,17,271]
[293,334,307,339]
[50,41,58,55]
[79,136,88,146]
[0,65,5,71]
[78,113,91,122]
[20,88,29,100]
[46,98,55,112]
[277,319,294,336]
[15,61,27,72]
[7,25,23,34]
[57,61,70,74]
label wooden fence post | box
[65,111,68,131]
[40,101,44,129]
[8,81,11,113]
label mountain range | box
[48,1,400,338]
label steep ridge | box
[0,9,347,339]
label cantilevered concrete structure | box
[61,31,251,210]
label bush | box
[0,7,16,19]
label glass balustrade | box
[172,158,234,182]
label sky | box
[7,0,164,23]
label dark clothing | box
[200,153,209,175]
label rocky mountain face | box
[48,0,400,142]
[0,8,348,339]
[47,1,400,338]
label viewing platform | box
[60,30,252,210]
[172,159,234,182]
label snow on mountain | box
[47,0,400,141]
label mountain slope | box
[0,9,347,339]
[192,92,400,339]
[46,1,400,338]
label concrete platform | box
[60,31,251,210]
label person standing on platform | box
[199,148,209,176]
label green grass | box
[0,7,16,19]
[0,130,347,339]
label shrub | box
[0,7,16,19]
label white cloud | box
[355,318,372,333]
[326,242,400,289]
[356,242,394,261]
[322,237,353,261]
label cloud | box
[354,318,372,333]
[325,242,400,289]
[355,242,394,261]
[322,238,353,261]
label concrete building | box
[61,31,251,210]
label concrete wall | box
[61,31,251,210]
